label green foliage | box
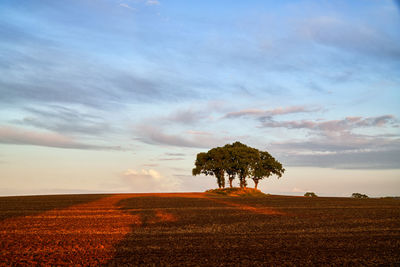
[352,193,369,199]
[193,142,285,190]
[251,151,285,189]
[304,192,318,197]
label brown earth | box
[0,193,399,266]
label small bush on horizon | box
[352,193,369,199]
[304,192,318,197]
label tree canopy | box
[192,142,285,189]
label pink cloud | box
[261,115,396,132]
[224,105,320,119]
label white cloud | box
[121,169,181,192]
[146,0,160,5]
[291,187,306,193]
[119,3,135,10]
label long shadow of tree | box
[106,195,284,266]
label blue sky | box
[1,0,399,196]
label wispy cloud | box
[158,157,185,161]
[278,147,400,169]
[0,24,197,110]
[0,126,120,150]
[13,105,112,136]
[165,108,209,125]
[134,124,234,148]
[224,106,321,119]
[119,3,135,10]
[265,115,400,169]
[165,152,186,156]
[146,0,160,6]
[298,16,400,61]
[260,115,397,132]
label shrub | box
[351,193,369,199]
[205,187,267,197]
[304,192,317,197]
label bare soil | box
[0,193,399,266]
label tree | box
[233,143,258,188]
[351,193,368,199]
[304,192,317,197]
[222,143,242,188]
[193,142,284,190]
[192,148,226,188]
[250,151,285,189]
[207,147,226,188]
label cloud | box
[279,148,400,169]
[119,3,135,10]
[291,187,306,193]
[157,152,187,161]
[121,169,180,192]
[0,126,120,150]
[135,125,200,148]
[165,108,209,125]
[186,130,212,136]
[13,105,112,136]
[134,124,234,148]
[251,113,400,169]
[298,16,400,60]
[0,67,179,109]
[224,106,320,119]
[260,115,397,133]
[146,0,160,5]
[165,152,186,156]
[267,118,400,169]
[158,158,185,161]
[0,23,197,110]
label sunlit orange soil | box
[207,197,285,215]
[1,193,399,265]
[0,194,141,265]
[142,192,285,215]
[0,192,282,265]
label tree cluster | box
[351,193,369,199]
[304,192,318,197]
[192,142,285,189]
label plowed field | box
[1,193,399,266]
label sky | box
[0,0,399,197]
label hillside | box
[0,193,399,265]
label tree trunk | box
[253,179,258,189]
[240,179,247,188]
[229,178,233,188]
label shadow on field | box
[105,194,287,266]
[106,194,400,266]
[0,194,109,221]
